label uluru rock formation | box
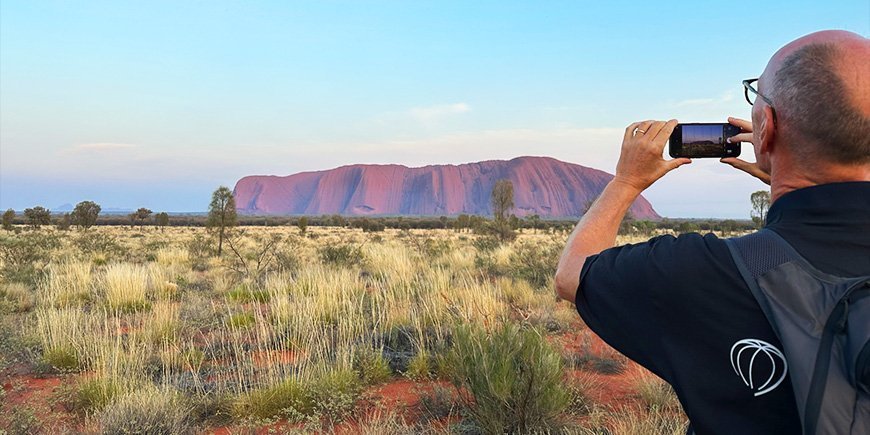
[233,156,660,219]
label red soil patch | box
[250,349,300,368]
[1,370,78,432]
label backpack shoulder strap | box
[724,228,802,334]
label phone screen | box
[669,123,741,158]
[682,124,726,154]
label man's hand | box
[613,119,691,193]
[554,119,690,303]
[720,117,771,185]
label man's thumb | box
[668,158,692,170]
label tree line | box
[3,184,767,236]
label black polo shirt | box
[575,182,870,435]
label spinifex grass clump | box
[631,367,681,412]
[36,308,92,371]
[103,264,151,313]
[98,387,191,434]
[233,369,362,422]
[41,262,93,307]
[443,323,569,434]
[354,349,392,385]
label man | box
[554,30,869,434]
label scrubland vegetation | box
[0,224,691,434]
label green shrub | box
[43,346,80,371]
[509,241,561,289]
[228,312,256,328]
[472,236,501,253]
[0,232,61,284]
[226,285,271,303]
[234,379,311,420]
[442,324,569,434]
[404,352,432,381]
[318,244,364,267]
[354,349,392,385]
[74,231,123,257]
[6,407,40,435]
[69,378,122,413]
[308,368,362,422]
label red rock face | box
[233,156,660,219]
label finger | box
[624,122,643,142]
[727,117,752,132]
[667,157,692,171]
[720,158,771,184]
[652,119,679,144]
[719,157,752,170]
[636,120,654,137]
[644,120,669,141]
[727,132,753,144]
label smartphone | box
[668,123,741,158]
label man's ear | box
[757,105,776,155]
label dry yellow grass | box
[2,224,690,432]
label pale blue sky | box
[1,1,867,217]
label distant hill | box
[233,156,660,219]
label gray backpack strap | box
[726,229,870,435]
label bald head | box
[760,30,870,165]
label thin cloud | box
[67,143,138,152]
[409,103,471,122]
[673,91,735,107]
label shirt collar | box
[766,182,870,226]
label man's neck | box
[770,160,870,204]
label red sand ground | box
[2,328,644,434]
[1,364,78,433]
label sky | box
[1,1,868,218]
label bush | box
[234,379,311,421]
[43,346,80,371]
[74,231,123,258]
[404,352,432,381]
[6,407,40,435]
[226,285,271,303]
[68,378,122,414]
[308,368,362,422]
[0,232,61,284]
[442,324,569,434]
[228,312,256,328]
[509,241,561,289]
[98,388,191,435]
[318,244,364,267]
[632,369,681,412]
[354,349,392,385]
[0,282,34,313]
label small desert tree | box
[750,190,771,228]
[131,208,152,229]
[456,214,470,232]
[2,209,14,230]
[23,206,51,229]
[296,216,308,235]
[207,186,237,255]
[490,179,516,242]
[71,200,101,230]
[491,179,514,222]
[155,212,170,231]
[56,213,72,230]
[525,214,541,234]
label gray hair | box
[769,43,870,164]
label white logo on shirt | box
[729,338,788,397]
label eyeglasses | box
[742,78,777,122]
[742,78,775,107]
